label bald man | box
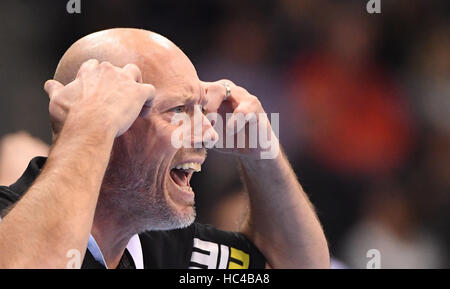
[0,28,329,269]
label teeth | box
[180,186,193,192]
[174,162,201,172]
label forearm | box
[239,150,330,268]
[0,115,115,268]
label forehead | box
[153,76,205,107]
[134,38,202,106]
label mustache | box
[173,148,207,161]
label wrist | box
[48,112,116,175]
[62,110,117,142]
[238,148,283,171]
[48,112,117,163]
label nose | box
[192,106,218,149]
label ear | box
[44,80,64,99]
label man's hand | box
[0,60,156,268]
[202,80,278,160]
[44,59,155,137]
[203,80,329,268]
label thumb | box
[44,79,64,99]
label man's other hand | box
[202,80,278,160]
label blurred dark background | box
[0,0,448,268]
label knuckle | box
[78,59,97,74]
[146,84,156,92]
[126,63,140,71]
[141,84,155,95]
[251,94,260,103]
[235,86,248,95]
[205,83,222,96]
[210,83,223,93]
[219,79,235,86]
[248,94,259,102]
[244,95,261,110]
[100,61,113,69]
[84,59,98,66]
[123,64,142,80]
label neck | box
[91,205,137,269]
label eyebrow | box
[183,94,199,105]
[157,94,204,109]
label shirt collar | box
[87,234,144,269]
[9,156,47,195]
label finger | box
[77,59,99,76]
[203,81,232,113]
[204,80,250,113]
[138,83,156,118]
[225,103,258,135]
[123,63,143,83]
[140,83,156,105]
[44,80,64,99]
[49,100,67,124]
[222,83,248,104]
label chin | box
[143,151,205,231]
[162,177,197,228]
[148,201,196,231]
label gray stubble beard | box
[98,156,196,235]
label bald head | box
[54,28,198,88]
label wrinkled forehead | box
[152,75,205,109]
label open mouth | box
[169,162,202,192]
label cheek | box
[124,117,175,163]
[150,117,181,151]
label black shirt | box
[0,157,266,269]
